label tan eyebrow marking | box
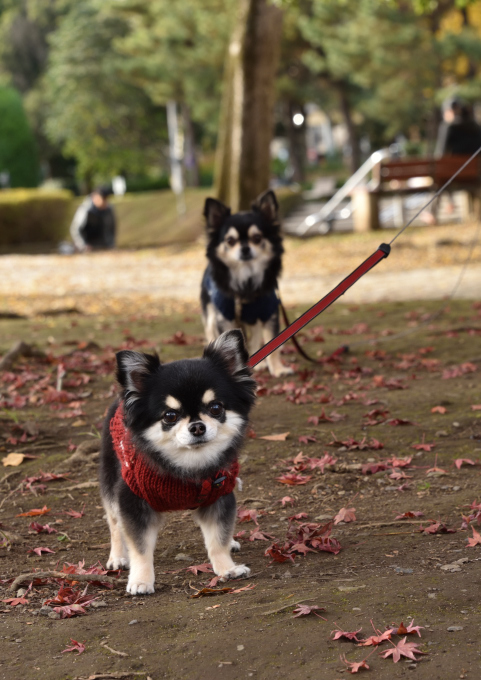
[202,389,216,404]
[165,395,181,410]
[225,227,239,240]
[248,225,262,237]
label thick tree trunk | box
[214,0,283,211]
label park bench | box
[352,154,481,231]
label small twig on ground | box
[9,570,128,591]
[73,673,147,680]
[0,341,45,371]
[100,641,128,657]
[259,598,318,616]
[55,481,99,492]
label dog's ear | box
[203,330,251,380]
[203,198,231,233]
[252,190,279,224]
[116,351,160,406]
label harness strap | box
[248,243,390,368]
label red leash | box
[247,243,390,368]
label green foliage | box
[0,85,39,187]
[0,188,74,246]
[43,0,168,182]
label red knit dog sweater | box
[110,405,239,512]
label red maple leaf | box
[289,542,317,555]
[276,473,312,485]
[388,619,424,637]
[186,563,213,575]
[288,513,309,521]
[420,521,455,534]
[28,546,55,556]
[64,504,85,518]
[379,637,427,662]
[237,507,259,525]
[265,542,295,563]
[454,458,476,469]
[279,496,295,507]
[2,596,29,606]
[411,441,435,452]
[331,626,363,642]
[298,435,317,444]
[395,511,424,520]
[386,418,415,426]
[292,604,326,620]
[466,526,481,547]
[28,522,57,534]
[16,505,50,517]
[334,507,357,525]
[61,638,86,655]
[431,405,447,414]
[358,630,391,647]
[340,654,370,674]
[249,529,275,541]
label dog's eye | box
[208,401,224,417]
[226,236,238,247]
[163,410,179,424]
[249,233,262,245]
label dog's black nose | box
[240,245,252,259]
[189,421,206,437]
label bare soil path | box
[0,224,481,680]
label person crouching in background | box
[70,185,116,252]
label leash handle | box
[248,243,391,368]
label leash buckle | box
[213,475,226,487]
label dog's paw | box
[126,579,155,596]
[230,539,241,552]
[107,555,129,570]
[218,564,250,582]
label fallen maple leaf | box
[340,654,370,674]
[419,521,455,534]
[379,637,427,663]
[17,505,50,517]
[298,435,317,444]
[279,496,295,507]
[334,507,357,525]
[292,604,326,620]
[386,418,415,426]
[394,511,424,520]
[358,630,391,647]
[260,432,289,441]
[2,596,29,606]
[28,522,57,534]
[186,563,213,576]
[229,583,256,594]
[388,620,424,637]
[331,626,363,642]
[237,507,259,525]
[454,458,476,469]
[249,529,275,541]
[431,406,447,414]
[28,546,55,556]
[466,526,481,547]
[265,542,296,563]
[64,504,85,518]
[61,638,86,655]
[471,404,481,411]
[276,473,312,486]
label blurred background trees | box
[1,0,481,196]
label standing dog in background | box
[201,190,292,377]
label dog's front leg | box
[262,312,294,377]
[194,493,250,581]
[118,491,165,595]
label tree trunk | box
[182,103,199,187]
[337,82,360,174]
[214,0,283,211]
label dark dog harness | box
[110,405,239,512]
[204,271,279,325]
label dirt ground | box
[1,230,481,680]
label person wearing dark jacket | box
[70,186,116,252]
[435,98,481,157]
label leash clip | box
[213,475,226,487]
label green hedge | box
[0,185,303,251]
[0,189,74,247]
